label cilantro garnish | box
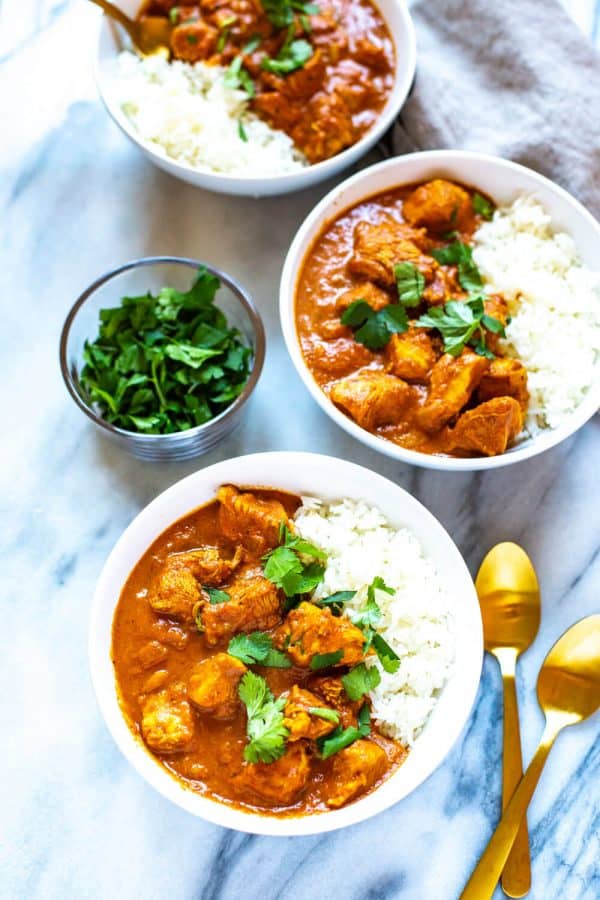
[260,0,319,28]
[263,526,326,602]
[228,631,292,668]
[430,240,482,293]
[186,33,198,44]
[318,590,356,616]
[262,38,313,74]
[350,577,400,672]
[79,268,252,435]
[307,706,340,724]
[204,587,230,605]
[223,55,255,97]
[342,662,381,701]
[415,296,505,358]
[340,299,408,350]
[317,704,371,759]
[238,671,289,763]
[394,262,425,308]
[310,650,344,670]
[237,119,248,142]
[169,6,180,24]
[472,193,495,221]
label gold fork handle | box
[461,722,559,900]
[497,653,530,897]
[87,0,138,43]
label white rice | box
[109,52,308,177]
[472,195,600,434]
[293,497,454,746]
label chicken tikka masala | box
[112,485,406,815]
[136,0,395,162]
[295,179,530,457]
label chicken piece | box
[235,743,311,805]
[329,373,412,430]
[150,620,189,649]
[136,640,168,670]
[291,92,355,163]
[318,319,351,341]
[142,669,169,694]
[328,59,377,112]
[217,486,289,555]
[352,37,390,71]
[148,546,243,622]
[386,328,437,383]
[418,350,490,433]
[251,92,302,134]
[149,563,201,622]
[483,295,509,354]
[273,602,365,669]
[403,179,473,234]
[446,397,523,457]
[305,338,374,379]
[335,282,391,314]
[268,50,326,100]
[170,20,218,62]
[141,687,194,753]
[348,218,434,288]
[201,0,270,39]
[323,739,388,808]
[283,685,338,741]
[477,358,528,410]
[309,676,358,727]
[188,653,247,718]
[197,573,281,646]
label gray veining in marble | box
[1,1,599,898]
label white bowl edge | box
[90,450,482,835]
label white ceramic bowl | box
[90,451,482,835]
[94,0,416,197]
[280,151,600,471]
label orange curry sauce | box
[112,487,406,816]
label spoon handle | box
[460,722,558,900]
[87,0,138,43]
[498,655,530,897]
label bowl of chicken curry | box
[94,0,416,195]
[281,151,600,469]
[91,452,482,833]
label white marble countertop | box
[2,1,599,898]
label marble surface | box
[2,1,599,898]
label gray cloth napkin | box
[393,0,600,217]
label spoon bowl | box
[477,542,541,654]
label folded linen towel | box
[393,0,600,217]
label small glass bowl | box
[60,257,265,461]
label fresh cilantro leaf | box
[472,193,495,220]
[307,706,340,724]
[340,299,408,350]
[430,240,482,293]
[228,631,291,668]
[263,527,326,599]
[278,525,327,560]
[78,268,252,435]
[237,119,248,142]
[223,55,255,97]
[242,35,262,54]
[186,33,198,44]
[260,0,319,28]
[342,663,381,701]
[310,650,344,670]
[371,633,400,673]
[415,297,504,357]
[318,590,356,615]
[317,705,371,758]
[262,38,313,74]
[394,262,425,308]
[238,671,289,763]
[204,586,230,605]
[280,561,326,597]
[169,6,180,24]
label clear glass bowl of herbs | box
[60,257,265,461]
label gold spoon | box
[461,614,600,900]
[476,543,541,898]
[89,0,172,58]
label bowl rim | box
[89,450,483,836]
[93,0,417,188]
[279,149,600,472]
[59,255,266,442]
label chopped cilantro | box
[228,631,291,668]
[223,55,255,97]
[186,33,198,44]
[307,706,340,724]
[340,299,408,350]
[317,705,371,759]
[310,650,344,670]
[430,240,482,293]
[204,586,230,605]
[169,7,180,24]
[262,38,313,74]
[238,671,289,763]
[237,119,248,142]
[394,262,425,307]
[342,663,381,701]
[318,590,356,616]
[415,296,505,357]
[472,193,495,221]
[260,0,319,29]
